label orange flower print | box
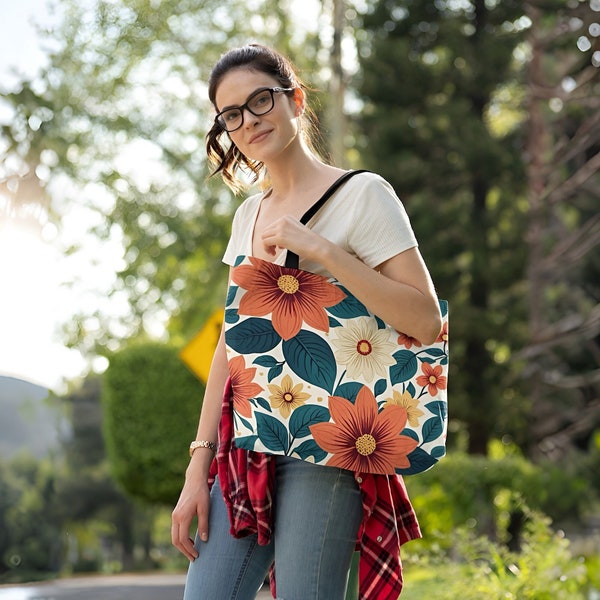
[436,322,449,344]
[268,375,311,418]
[229,355,263,418]
[416,363,447,396]
[231,257,346,340]
[310,386,418,474]
[397,332,422,349]
[384,390,424,427]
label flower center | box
[283,392,294,403]
[356,339,372,356]
[355,434,376,456]
[277,275,300,294]
[429,375,437,384]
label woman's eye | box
[225,110,241,121]
[252,93,269,107]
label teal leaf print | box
[425,401,447,420]
[326,286,369,318]
[397,447,437,475]
[401,428,420,442]
[233,255,245,267]
[293,439,328,463]
[374,378,387,398]
[421,416,444,443]
[390,349,418,384]
[328,317,343,328]
[234,435,259,450]
[256,413,288,452]
[235,414,255,433]
[282,330,336,392]
[253,355,279,368]
[423,348,446,358]
[289,405,330,438]
[255,397,272,412]
[226,318,281,354]
[224,308,240,324]
[431,445,446,459]
[439,299,448,317]
[268,363,284,382]
[226,285,239,307]
[334,381,363,403]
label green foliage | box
[0,0,326,357]
[102,342,204,504]
[402,510,592,600]
[404,451,591,543]
[353,0,530,454]
[0,455,65,582]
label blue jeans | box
[183,456,363,600]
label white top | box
[222,171,418,277]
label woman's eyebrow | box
[218,87,269,112]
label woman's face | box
[214,67,300,163]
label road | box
[0,573,272,599]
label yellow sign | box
[180,308,224,383]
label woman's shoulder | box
[337,170,402,206]
[232,189,265,221]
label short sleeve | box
[222,192,263,266]
[346,174,418,268]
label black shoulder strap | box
[285,169,370,268]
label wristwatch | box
[189,440,217,457]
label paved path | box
[0,573,272,599]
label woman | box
[171,43,442,600]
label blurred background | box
[0,0,599,598]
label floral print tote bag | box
[224,171,449,475]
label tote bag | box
[224,171,448,475]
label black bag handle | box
[285,169,369,269]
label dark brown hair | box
[206,44,325,192]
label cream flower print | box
[331,317,397,382]
[267,374,311,418]
[384,390,424,428]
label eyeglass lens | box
[218,89,275,132]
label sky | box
[0,0,325,393]
[0,0,92,391]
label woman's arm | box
[171,320,230,560]
[261,217,442,344]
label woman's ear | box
[293,87,305,116]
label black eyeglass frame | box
[215,87,295,133]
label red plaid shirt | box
[208,379,421,599]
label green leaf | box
[282,330,336,392]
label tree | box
[0,0,327,363]
[522,0,600,462]
[353,0,528,453]
[58,376,144,571]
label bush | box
[404,450,591,544]
[402,509,594,600]
[102,342,204,505]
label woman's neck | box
[265,146,337,200]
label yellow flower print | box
[267,374,311,418]
[384,390,424,428]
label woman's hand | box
[171,477,211,561]
[261,215,326,262]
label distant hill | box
[0,375,66,459]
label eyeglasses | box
[215,87,294,133]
